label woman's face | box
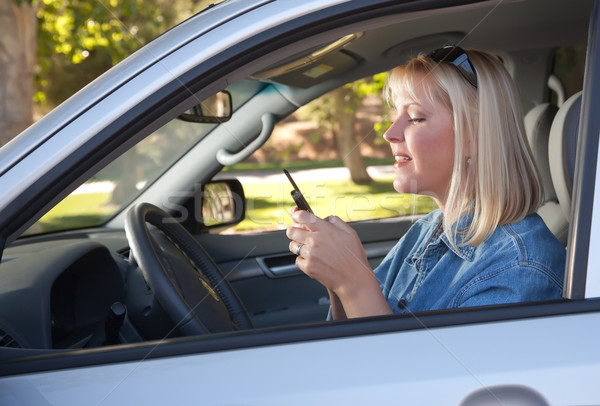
[383,74,455,209]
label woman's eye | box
[408,118,425,124]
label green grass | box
[32,192,116,234]
[237,176,437,231]
[33,168,437,234]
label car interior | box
[0,0,593,358]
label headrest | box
[548,91,582,220]
[524,103,559,202]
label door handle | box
[256,241,397,278]
[460,384,550,406]
[256,254,300,277]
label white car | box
[1,0,599,404]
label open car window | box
[22,79,266,236]
[219,75,437,234]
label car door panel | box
[2,307,599,405]
[197,216,416,327]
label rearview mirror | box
[178,91,232,123]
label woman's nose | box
[383,120,404,143]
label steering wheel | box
[125,202,253,335]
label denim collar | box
[430,210,476,261]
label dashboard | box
[0,233,128,350]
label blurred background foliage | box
[33,0,223,114]
[296,72,391,139]
[28,0,391,184]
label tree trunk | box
[331,87,373,184]
[0,0,36,146]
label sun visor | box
[251,33,362,88]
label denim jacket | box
[374,209,565,314]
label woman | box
[286,46,565,320]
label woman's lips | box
[393,154,411,169]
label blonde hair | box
[385,49,543,247]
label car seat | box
[548,90,582,244]
[525,100,567,243]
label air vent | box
[0,328,22,348]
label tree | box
[301,72,389,184]
[35,0,186,108]
[0,0,220,145]
[330,86,372,184]
[0,0,36,145]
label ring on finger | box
[296,243,303,256]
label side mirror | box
[198,179,245,231]
[178,91,232,123]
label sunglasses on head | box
[427,45,478,88]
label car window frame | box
[568,0,600,299]
[3,298,599,376]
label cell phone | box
[283,169,313,213]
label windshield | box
[23,79,266,236]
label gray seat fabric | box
[548,91,582,232]
[525,103,559,201]
[525,102,568,244]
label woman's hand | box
[286,209,392,318]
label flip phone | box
[283,169,313,213]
